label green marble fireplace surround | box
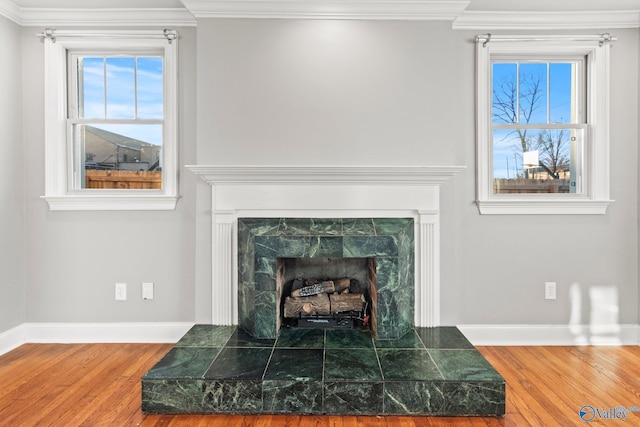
[237,217,415,340]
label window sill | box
[476,199,613,215]
[42,195,179,211]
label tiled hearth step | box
[142,325,505,416]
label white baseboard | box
[0,322,195,356]
[458,324,640,346]
[0,324,27,355]
[3,323,638,357]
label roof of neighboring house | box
[85,125,157,151]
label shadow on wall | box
[569,283,622,345]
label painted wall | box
[20,26,198,324]
[195,19,638,329]
[0,16,25,333]
[10,17,639,334]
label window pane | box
[79,57,105,119]
[492,63,517,124]
[137,57,163,119]
[74,124,163,189]
[493,128,582,194]
[549,63,575,123]
[493,61,578,126]
[106,57,136,119]
[519,63,547,124]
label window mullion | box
[547,62,551,124]
[516,62,520,124]
[103,57,107,119]
[134,57,139,119]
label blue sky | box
[80,56,163,146]
[491,61,575,179]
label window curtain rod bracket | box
[41,28,56,43]
[476,33,616,47]
[36,28,177,44]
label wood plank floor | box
[1,343,640,426]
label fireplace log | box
[291,278,305,292]
[330,293,365,313]
[291,280,335,298]
[334,277,351,293]
[283,293,330,317]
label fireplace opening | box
[276,257,377,337]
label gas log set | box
[282,277,370,330]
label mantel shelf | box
[186,165,466,186]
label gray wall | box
[0,16,25,332]
[3,17,638,333]
[195,19,639,327]
[19,26,198,325]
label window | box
[42,29,178,210]
[475,34,614,215]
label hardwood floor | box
[1,343,640,426]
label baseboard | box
[3,323,638,356]
[0,324,27,355]
[457,324,640,346]
[0,322,195,355]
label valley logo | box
[579,405,640,422]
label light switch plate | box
[142,282,154,300]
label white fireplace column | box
[187,165,464,329]
[212,210,235,325]
[418,210,440,327]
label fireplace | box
[238,217,414,339]
[186,165,466,331]
[141,165,506,417]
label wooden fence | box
[85,170,162,189]
[494,178,570,194]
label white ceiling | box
[1,0,639,28]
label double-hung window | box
[475,34,614,214]
[42,29,178,210]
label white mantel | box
[187,165,465,328]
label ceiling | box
[1,0,639,28]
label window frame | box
[42,30,178,211]
[475,34,613,215]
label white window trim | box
[475,34,614,215]
[41,29,179,211]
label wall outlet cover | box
[115,283,127,301]
[545,282,556,300]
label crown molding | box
[1,0,639,28]
[453,10,640,30]
[0,0,20,24]
[180,0,470,20]
[0,2,196,26]
[20,8,196,27]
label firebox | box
[277,257,377,336]
[237,217,414,340]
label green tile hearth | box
[142,325,505,416]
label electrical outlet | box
[142,282,154,300]
[545,282,556,300]
[115,283,127,301]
